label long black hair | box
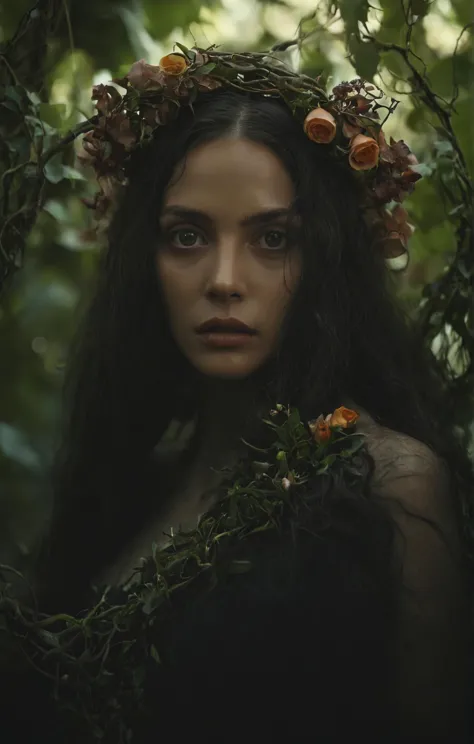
[35,88,474,611]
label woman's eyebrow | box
[160,206,296,227]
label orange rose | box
[303,107,337,144]
[308,415,332,443]
[349,134,379,171]
[159,53,188,76]
[329,406,360,428]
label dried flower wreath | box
[78,44,423,271]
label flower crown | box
[79,44,423,271]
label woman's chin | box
[191,353,263,380]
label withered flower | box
[308,415,332,443]
[126,59,168,91]
[91,84,123,115]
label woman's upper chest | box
[100,455,229,588]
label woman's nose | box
[205,242,246,301]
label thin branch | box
[361,34,472,195]
[450,22,473,108]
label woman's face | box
[156,137,301,380]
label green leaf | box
[451,0,474,26]
[43,153,70,184]
[451,96,474,180]
[24,114,56,137]
[349,37,380,81]
[411,162,434,178]
[38,102,68,132]
[26,91,42,106]
[142,589,165,615]
[339,0,369,33]
[4,85,24,107]
[43,199,70,223]
[228,560,252,574]
[150,644,161,664]
[410,0,431,17]
[0,100,22,115]
[142,0,211,38]
[428,51,473,102]
[174,42,190,56]
[193,62,217,76]
[0,422,41,469]
[287,408,301,429]
[61,165,87,181]
[377,0,408,33]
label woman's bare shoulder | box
[344,400,451,511]
[344,399,463,561]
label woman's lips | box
[198,331,256,348]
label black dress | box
[1,416,468,742]
[0,488,400,744]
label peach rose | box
[349,134,379,171]
[303,107,337,144]
[329,406,360,428]
[159,53,188,76]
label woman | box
[6,50,473,742]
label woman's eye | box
[167,228,206,249]
[258,229,288,251]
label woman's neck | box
[193,377,262,469]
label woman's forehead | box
[163,138,295,216]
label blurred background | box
[0,0,472,568]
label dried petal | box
[103,111,136,149]
[194,75,223,92]
[377,129,395,164]
[332,81,355,100]
[342,116,362,139]
[382,204,415,246]
[126,59,167,91]
[91,84,122,115]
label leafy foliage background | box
[0,0,473,569]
